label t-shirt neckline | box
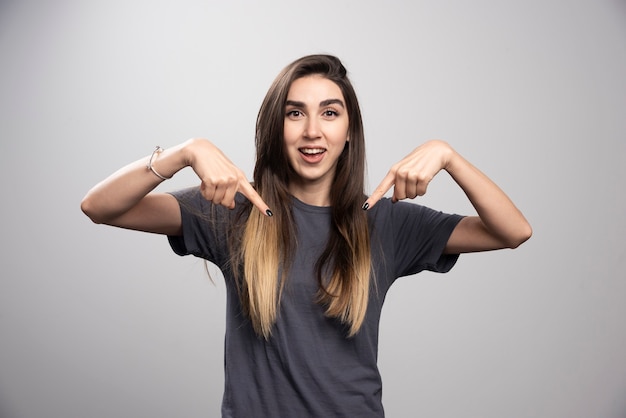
[291,195,332,214]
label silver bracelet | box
[147,146,172,180]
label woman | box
[81,54,531,417]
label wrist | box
[181,137,211,167]
[433,140,456,172]
[147,146,172,180]
[146,141,192,180]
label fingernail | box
[361,202,369,211]
[266,209,273,217]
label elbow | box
[80,195,106,224]
[506,223,533,249]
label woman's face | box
[283,75,349,204]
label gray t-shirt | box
[168,187,463,417]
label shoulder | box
[367,198,429,224]
[169,187,250,224]
[367,198,463,241]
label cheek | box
[282,130,299,161]
[282,123,298,145]
[332,125,350,145]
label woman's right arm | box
[80,138,271,236]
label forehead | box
[286,75,344,102]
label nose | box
[304,117,321,139]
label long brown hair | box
[233,55,371,339]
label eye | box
[286,109,303,119]
[322,109,339,118]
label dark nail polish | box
[361,202,369,211]
[266,209,273,217]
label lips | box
[299,147,326,163]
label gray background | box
[1,0,625,417]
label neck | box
[288,181,331,207]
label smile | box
[299,148,326,155]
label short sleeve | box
[391,200,463,276]
[166,187,234,267]
[368,199,463,280]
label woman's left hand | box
[363,139,453,209]
[363,139,532,252]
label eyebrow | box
[285,99,345,108]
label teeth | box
[301,148,325,155]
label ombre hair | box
[232,55,371,339]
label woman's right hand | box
[183,138,272,216]
[81,138,272,236]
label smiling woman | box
[81,54,531,417]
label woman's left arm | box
[363,140,532,253]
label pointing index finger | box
[239,180,273,217]
[362,170,395,211]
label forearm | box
[445,151,532,248]
[81,141,189,224]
